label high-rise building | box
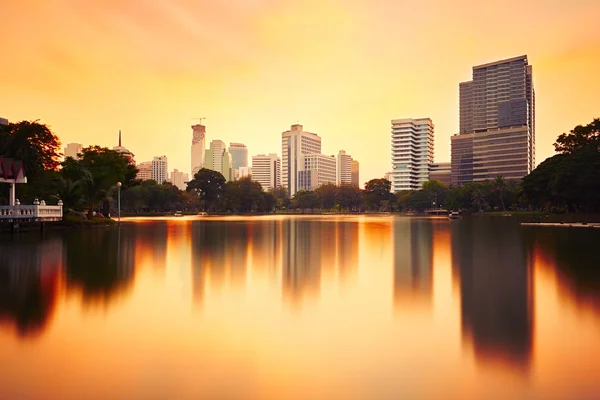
[384,172,393,183]
[229,143,248,170]
[137,161,152,181]
[204,140,233,181]
[64,143,83,160]
[252,153,280,191]
[113,130,135,164]
[452,55,535,184]
[0,117,8,126]
[337,150,353,186]
[351,160,359,187]
[191,124,206,176]
[170,169,189,191]
[391,118,434,192]
[152,156,168,184]
[429,162,451,186]
[281,124,322,196]
[297,154,337,191]
[238,167,252,179]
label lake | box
[1,215,599,400]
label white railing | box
[0,205,63,220]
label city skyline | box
[1,1,598,184]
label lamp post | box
[116,182,122,224]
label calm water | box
[1,215,599,400]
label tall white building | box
[281,124,322,196]
[191,124,206,176]
[336,150,353,186]
[170,169,189,191]
[152,156,168,184]
[137,161,152,181]
[64,143,83,160]
[252,153,280,191]
[391,118,434,192]
[204,140,233,181]
[298,154,337,191]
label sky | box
[1,0,599,185]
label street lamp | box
[116,182,122,224]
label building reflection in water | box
[282,218,322,307]
[190,221,249,304]
[132,222,168,271]
[335,220,359,283]
[392,218,434,308]
[64,228,136,306]
[526,228,600,310]
[248,219,282,279]
[0,236,63,338]
[451,218,533,369]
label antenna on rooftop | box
[192,117,206,125]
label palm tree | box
[492,175,507,212]
[471,188,485,212]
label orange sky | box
[1,0,599,184]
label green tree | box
[293,190,319,211]
[471,188,485,212]
[554,118,600,154]
[422,180,448,209]
[364,178,391,211]
[268,186,291,210]
[186,168,226,211]
[492,175,507,212]
[336,185,363,211]
[315,183,337,209]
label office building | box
[384,172,393,183]
[337,150,353,186]
[170,169,189,191]
[64,143,83,160]
[113,130,135,164]
[281,124,322,196]
[137,161,152,181]
[452,55,535,184]
[152,156,168,184]
[429,162,451,186]
[351,160,359,187]
[229,143,248,170]
[0,117,9,126]
[391,118,434,192]
[191,124,206,176]
[238,167,252,179]
[204,140,233,181]
[252,153,280,191]
[297,154,336,191]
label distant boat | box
[448,211,461,219]
[197,212,208,216]
[174,211,183,217]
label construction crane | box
[192,117,206,125]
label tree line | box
[1,118,598,216]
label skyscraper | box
[452,55,535,184]
[228,143,248,170]
[281,124,322,196]
[64,143,83,160]
[297,154,337,191]
[252,153,281,191]
[337,150,353,186]
[204,140,232,181]
[391,118,434,192]
[0,117,8,125]
[170,169,189,191]
[351,160,359,187]
[152,156,168,184]
[191,124,206,176]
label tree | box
[268,186,291,210]
[554,118,600,154]
[492,175,507,212]
[293,190,319,211]
[336,185,362,211]
[60,146,137,218]
[364,178,391,211]
[422,180,448,209]
[186,168,226,211]
[315,183,337,209]
[471,188,485,212]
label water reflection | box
[0,236,62,338]
[282,218,322,306]
[451,218,533,369]
[335,221,359,282]
[393,218,434,308]
[526,229,600,309]
[248,220,282,278]
[64,228,135,305]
